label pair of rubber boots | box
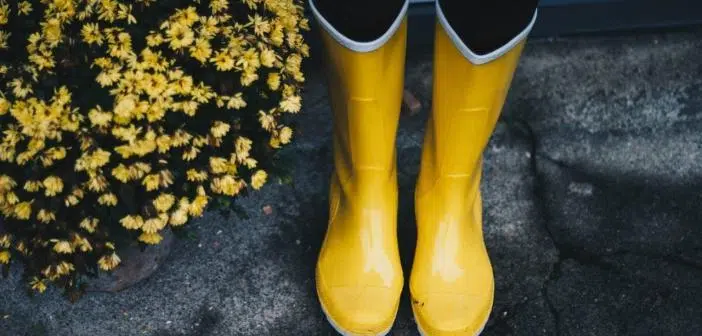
[312,2,534,335]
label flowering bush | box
[0,0,309,298]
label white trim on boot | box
[435,0,538,65]
[309,0,410,52]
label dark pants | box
[311,0,539,55]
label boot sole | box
[319,298,395,336]
[413,306,491,336]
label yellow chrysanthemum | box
[251,170,268,190]
[142,174,160,191]
[186,169,208,182]
[279,126,293,144]
[0,250,10,264]
[98,193,118,206]
[138,232,163,245]
[169,210,188,226]
[81,23,103,45]
[53,241,73,254]
[18,1,32,16]
[80,218,99,233]
[13,202,32,220]
[188,195,208,217]
[98,253,121,271]
[142,216,167,234]
[210,121,230,138]
[37,209,56,223]
[43,176,64,197]
[153,193,175,212]
[30,278,47,293]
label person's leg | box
[410,1,538,335]
[309,1,409,335]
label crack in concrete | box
[499,116,702,335]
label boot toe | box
[412,292,492,335]
[319,285,400,335]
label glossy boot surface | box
[410,19,528,336]
[311,2,408,335]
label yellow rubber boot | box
[409,15,531,336]
[310,2,409,335]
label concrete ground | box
[1,27,702,336]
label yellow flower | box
[235,137,252,162]
[80,218,99,233]
[160,170,174,188]
[267,73,281,91]
[227,93,247,110]
[260,48,276,67]
[98,193,118,206]
[146,32,164,47]
[270,24,284,46]
[167,22,195,50]
[98,253,121,271]
[0,31,7,50]
[88,107,112,127]
[210,121,230,138]
[30,278,47,293]
[112,164,131,182]
[73,235,93,252]
[0,235,10,249]
[81,23,104,45]
[279,126,293,144]
[258,110,276,131]
[0,250,9,264]
[186,169,208,182]
[75,149,111,171]
[13,201,32,220]
[169,210,188,226]
[251,170,268,190]
[182,146,200,161]
[211,50,235,71]
[156,134,172,153]
[210,0,229,14]
[138,232,163,245]
[53,240,73,254]
[3,191,18,205]
[18,1,32,15]
[0,175,16,191]
[251,14,271,36]
[0,97,9,115]
[41,18,62,46]
[209,157,230,174]
[113,96,138,123]
[65,188,84,207]
[279,95,302,113]
[142,174,160,191]
[142,216,167,234]
[240,69,259,86]
[56,261,75,276]
[190,39,212,63]
[24,180,42,192]
[120,215,143,230]
[37,209,56,223]
[87,173,108,192]
[211,175,244,196]
[188,195,208,217]
[153,193,175,212]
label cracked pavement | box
[1,28,702,336]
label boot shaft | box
[417,23,526,197]
[317,17,408,184]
